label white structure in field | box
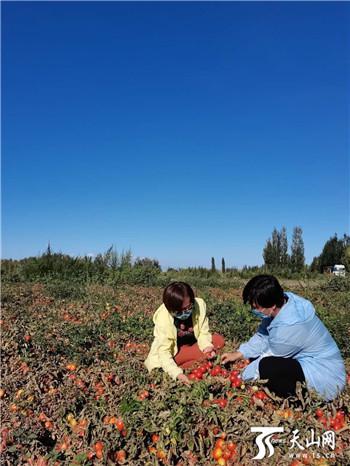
[332,264,346,276]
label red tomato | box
[87,451,95,460]
[139,390,150,400]
[218,399,228,409]
[315,408,324,418]
[156,450,166,460]
[94,441,104,458]
[210,366,222,376]
[254,391,268,400]
[332,420,342,431]
[226,441,237,452]
[94,441,103,451]
[231,379,241,388]
[335,410,345,422]
[212,447,223,460]
[193,370,203,380]
[116,419,125,432]
[215,439,225,449]
[115,450,126,463]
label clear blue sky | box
[2,2,349,269]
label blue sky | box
[2,2,349,268]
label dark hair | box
[163,282,195,313]
[242,275,285,308]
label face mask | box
[251,308,268,319]
[174,309,192,320]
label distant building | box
[332,264,346,277]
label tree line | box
[211,228,349,274]
[2,230,349,286]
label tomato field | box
[1,278,350,465]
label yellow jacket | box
[144,297,213,380]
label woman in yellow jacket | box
[145,282,225,385]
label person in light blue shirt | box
[221,275,345,401]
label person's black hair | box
[163,282,195,313]
[242,275,285,308]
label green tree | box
[290,226,305,272]
[310,256,320,272]
[263,226,288,269]
[211,257,216,273]
[341,235,350,271]
[316,234,350,272]
[221,257,226,274]
[134,257,161,271]
[280,226,289,267]
[263,238,274,268]
[271,228,281,266]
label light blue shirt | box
[238,292,346,401]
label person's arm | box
[238,317,272,359]
[238,333,269,359]
[154,325,183,380]
[196,299,213,351]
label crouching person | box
[145,282,225,385]
[221,275,345,401]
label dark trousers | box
[258,356,306,397]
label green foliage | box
[1,246,161,287]
[263,226,290,270]
[211,257,216,273]
[316,303,350,359]
[304,279,350,358]
[290,226,305,272]
[263,226,305,273]
[2,241,344,291]
[45,280,87,300]
[209,302,259,343]
[311,233,350,272]
[320,276,350,293]
[221,257,226,274]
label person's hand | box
[203,345,216,359]
[221,351,243,365]
[177,373,191,386]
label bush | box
[320,276,350,292]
